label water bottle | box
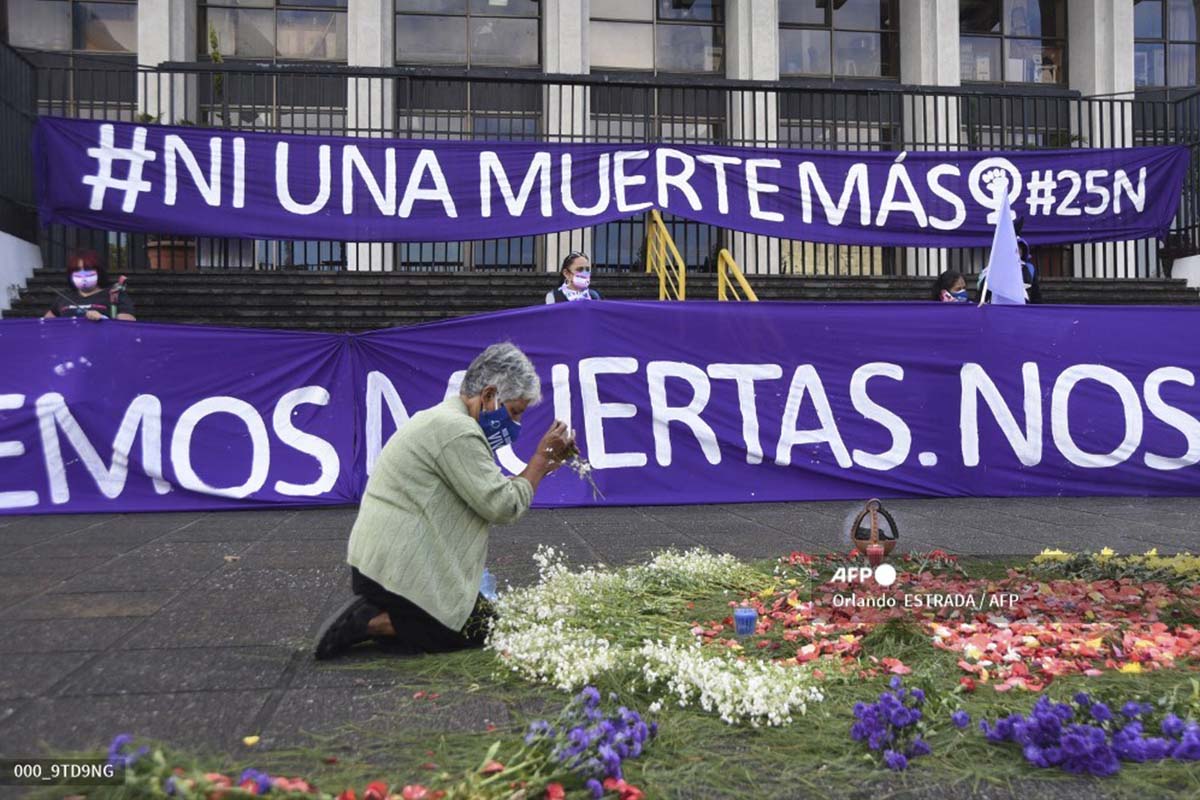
[480,568,498,601]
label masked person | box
[934,270,970,303]
[43,250,135,321]
[545,251,601,303]
[315,343,574,659]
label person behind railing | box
[976,238,1041,304]
[42,249,136,322]
[934,269,970,303]
[545,251,601,303]
[314,342,575,660]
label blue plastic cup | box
[733,607,758,637]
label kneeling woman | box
[315,342,573,659]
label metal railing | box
[7,52,1200,280]
[716,249,757,301]
[645,210,686,300]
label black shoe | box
[314,596,380,660]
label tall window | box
[1135,1,1199,88]
[960,0,1066,85]
[395,1,540,68]
[779,0,899,79]
[199,1,348,62]
[589,0,724,73]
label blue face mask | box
[479,397,521,452]
[951,290,969,302]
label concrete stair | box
[8,269,1198,332]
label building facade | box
[3,1,1198,279]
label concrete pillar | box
[542,0,591,273]
[1068,0,1140,278]
[347,0,395,272]
[899,0,961,278]
[137,0,197,123]
[725,0,779,277]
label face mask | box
[572,272,591,290]
[951,290,969,302]
[72,270,98,291]
[479,396,521,452]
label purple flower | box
[908,738,931,758]
[1121,701,1151,719]
[910,689,926,705]
[1090,703,1113,723]
[586,778,604,798]
[580,687,601,709]
[1162,714,1186,739]
[1172,728,1200,760]
[239,769,272,794]
[951,710,971,730]
[1073,692,1092,707]
[883,750,908,771]
[889,675,903,691]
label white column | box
[1069,0,1140,278]
[725,0,779,276]
[542,0,591,273]
[347,0,396,272]
[898,0,961,278]
[137,0,197,123]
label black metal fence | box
[13,52,1200,279]
[0,45,36,245]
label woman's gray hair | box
[460,343,542,405]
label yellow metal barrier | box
[644,210,686,300]
[716,248,758,301]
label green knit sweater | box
[346,396,533,631]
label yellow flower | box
[1119,662,1143,674]
[242,735,260,746]
[1098,547,1115,558]
[1144,548,1158,558]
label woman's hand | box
[85,310,104,321]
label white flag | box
[980,181,1027,306]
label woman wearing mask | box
[315,343,574,659]
[545,251,601,303]
[43,250,135,321]
[934,269,970,303]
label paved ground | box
[0,497,1198,771]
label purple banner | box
[34,116,1189,247]
[3,302,1200,515]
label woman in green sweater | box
[315,342,574,660]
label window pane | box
[834,0,895,31]
[590,20,654,69]
[1135,1,1164,38]
[658,0,722,23]
[8,0,71,50]
[655,22,723,71]
[833,30,897,77]
[1169,42,1197,84]
[396,0,467,12]
[780,27,831,75]
[469,17,538,65]
[207,8,275,58]
[277,9,347,60]
[1005,0,1064,38]
[1169,0,1198,40]
[1135,41,1166,85]
[284,1,349,7]
[960,35,1001,80]
[960,0,1001,33]
[396,15,466,63]
[74,3,138,53]
[779,0,826,26]
[469,0,539,17]
[1004,38,1064,83]
[591,0,653,21]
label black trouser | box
[350,567,495,653]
